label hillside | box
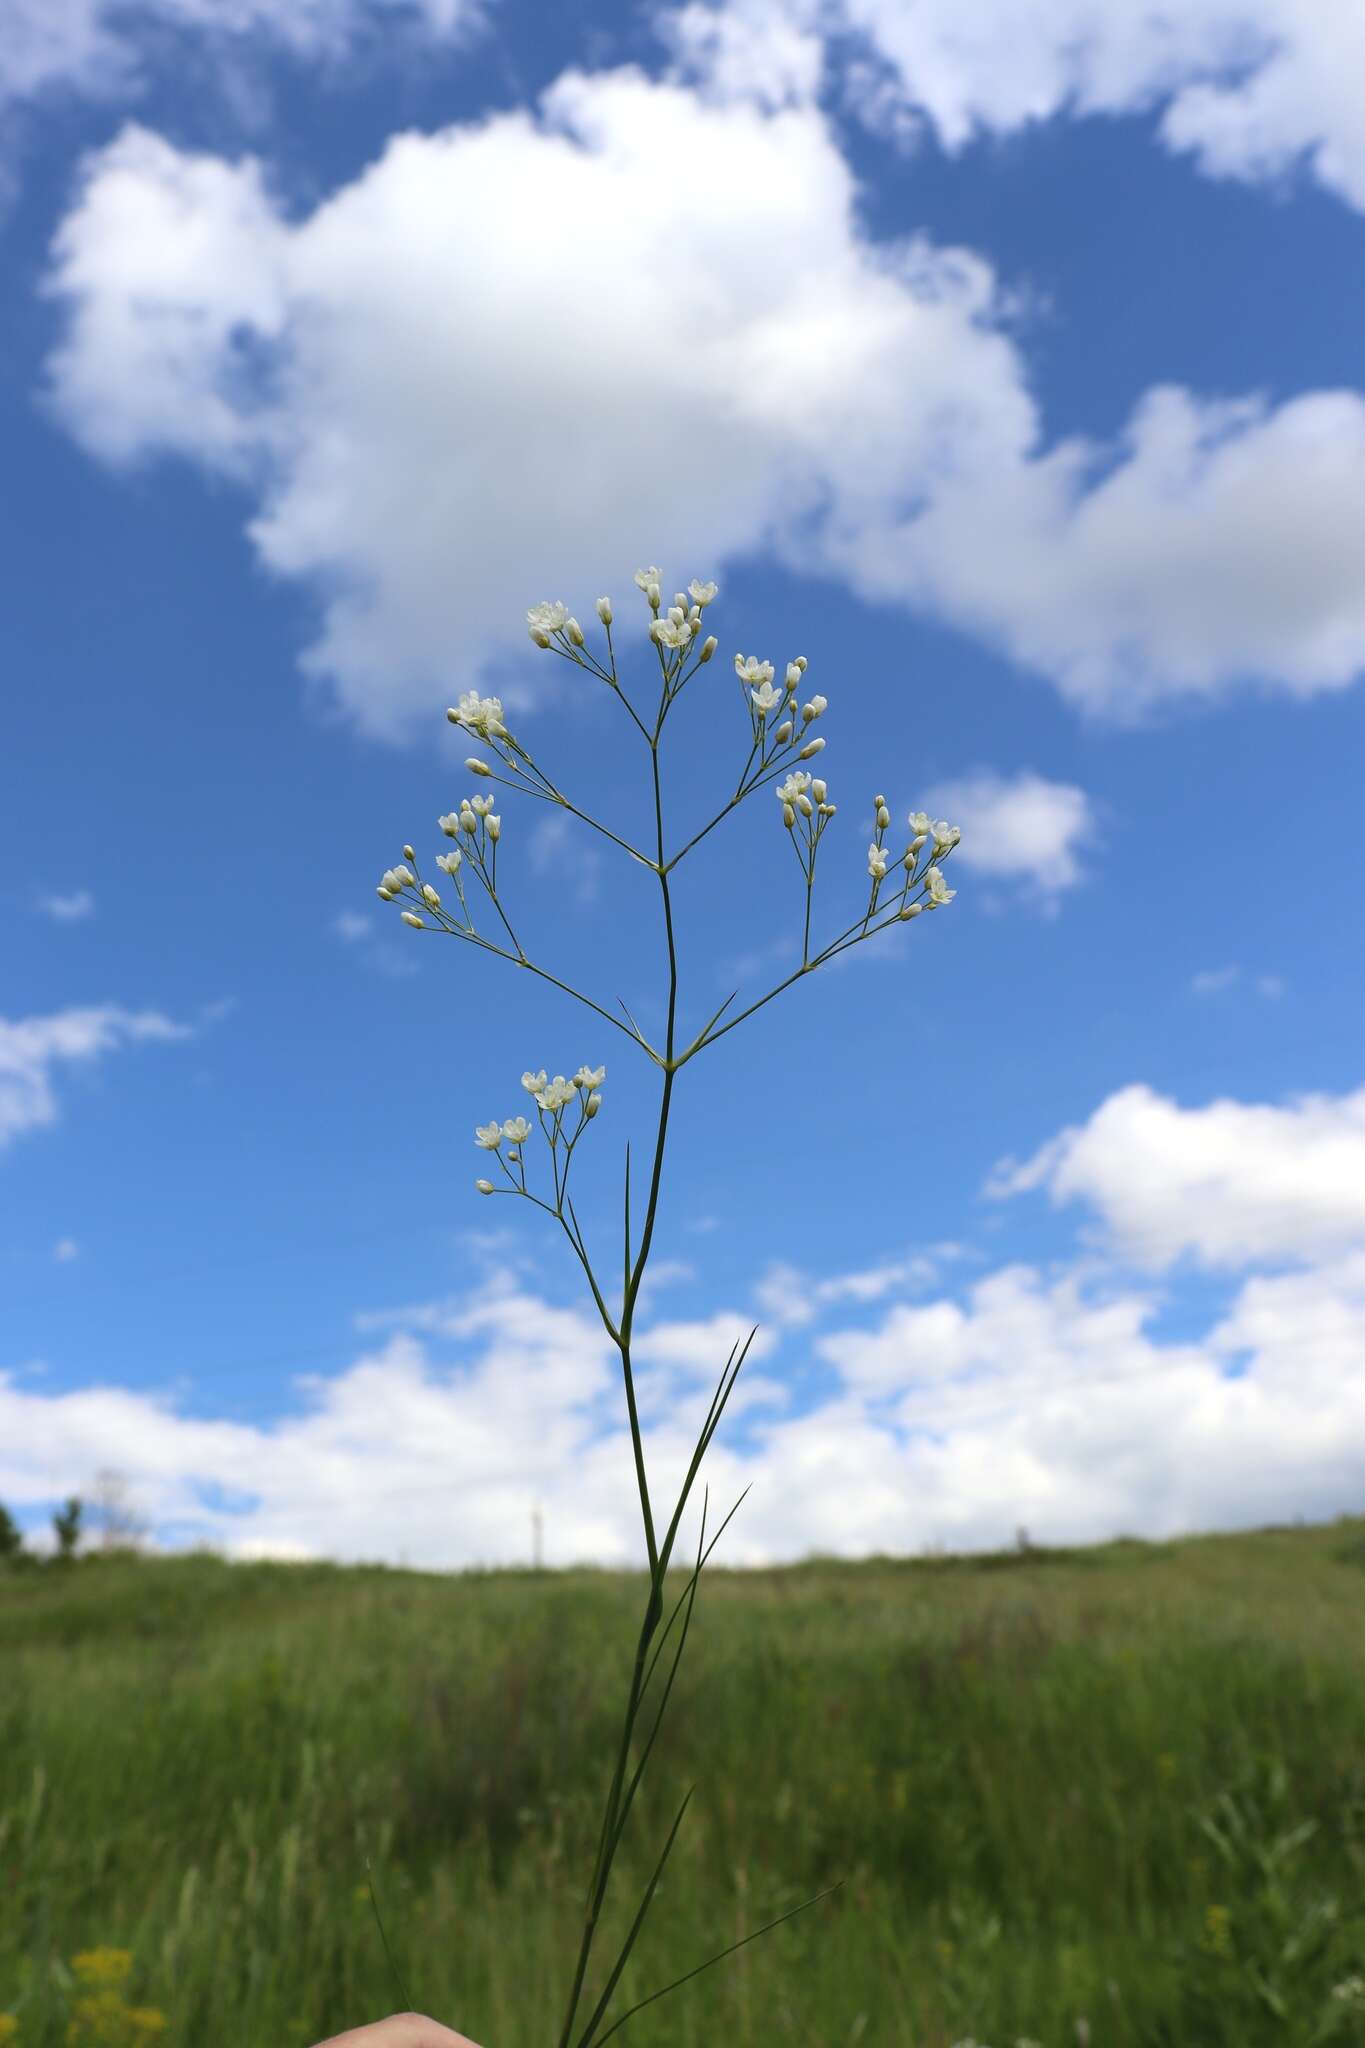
[2,1518,1364,2046]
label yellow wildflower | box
[70,1954,133,1990]
[1201,1904,1233,1958]
[127,2009,168,2037]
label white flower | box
[596,596,613,625]
[452,691,507,739]
[535,1075,577,1112]
[475,1178,495,1195]
[487,815,501,841]
[436,850,462,874]
[908,810,932,835]
[924,865,956,905]
[785,662,802,690]
[933,820,961,851]
[470,793,494,818]
[868,843,890,881]
[438,814,460,838]
[521,1069,547,1096]
[775,771,811,804]
[390,865,414,888]
[572,1065,606,1089]
[633,565,662,592]
[527,600,568,635]
[652,617,691,650]
[688,578,717,606]
[379,867,404,891]
[751,680,783,716]
[475,1121,503,1149]
[401,910,424,928]
[502,1116,532,1145]
[734,654,775,689]
[422,883,441,908]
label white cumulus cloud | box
[41,81,1365,734]
[989,1079,1365,1272]
[920,769,1095,901]
[662,0,1365,216]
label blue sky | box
[4,0,1365,1565]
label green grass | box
[2,1518,1365,2047]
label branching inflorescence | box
[372,566,961,2046]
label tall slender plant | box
[373,565,962,2044]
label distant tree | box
[52,1496,83,1562]
[0,1501,24,1561]
[89,1467,149,1554]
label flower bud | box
[774,721,793,743]
[403,845,416,862]
[646,581,661,608]
[899,903,924,920]
[797,794,814,816]
[811,779,827,802]
[783,803,796,828]
[699,635,717,662]
[585,1091,602,1118]
[376,885,394,900]
[438,813,458,837]
[476,1179,495,1194]
[909,833,927,854]
[422,883,441,908]
[465,758,492,777]
[487,815,501,841]
[877,804,890,830]
[460,811,478,834]
[401,911,424,928]
[818,802,836,817]
[794,655,808,672]
[596,596,612,625]
[447,706,460,722]
[798,737,825,759]
[567,617,585,646]
[529,626,552,647]
[394,866,414,886]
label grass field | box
[2,1517,1364,2047]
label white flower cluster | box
[865,802,961,918]
[438,792,501,846]
[448,690,508,740]
[775,767,837,889]
[738,649,827,771]
[473,1064,607,1193]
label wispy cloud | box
[1191,965,1285,998]
[0,1005,191,1151]
[36,889,94,922]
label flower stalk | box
[371,565,961,2043]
